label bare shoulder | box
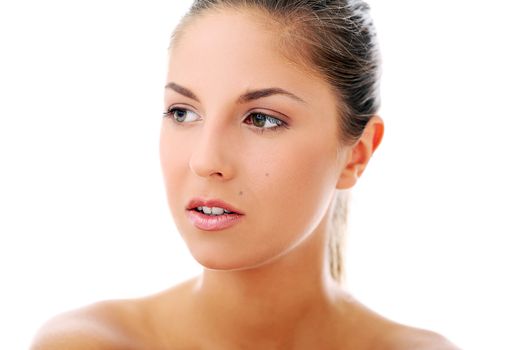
[30,299,149,350]
[337,293,460,350]
[382,325,461,350]
[30,278,198,350]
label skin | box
[31,8,459,350]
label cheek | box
[246,136,338,240]
[159,124,190,208]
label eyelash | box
[162,106,289,134]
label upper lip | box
[186,197,245,215]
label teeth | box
[211,207,224,215]
[197,206,233,215]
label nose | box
[189,119,235,181]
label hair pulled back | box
[172,0,381,283]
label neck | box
[190,216,343,346]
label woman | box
[31,0,459,349]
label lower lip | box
[185,210,244,231]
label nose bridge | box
[189,115,234,180]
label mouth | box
[185,197,245,231]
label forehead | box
[167,8,336,106]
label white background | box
[1,1,523,349]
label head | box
[160,0,383,283]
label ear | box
[336,115,384,189]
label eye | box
[244,112,287,132]
[163,107,200,123]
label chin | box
[188,244,285,272]
[191,251,260,271]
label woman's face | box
[160,9,349,270]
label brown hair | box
[172,0,381,283]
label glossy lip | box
[185,197,245,231]
[185,197,245,215]
[185,210,244,231]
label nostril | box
[205,170,223,178]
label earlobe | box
[335,115,384,190]
[336,167,359,189]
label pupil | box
[253,114,266,127]
[175,110,186,122]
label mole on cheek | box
[239,191,243,196]
[265,173,269,177]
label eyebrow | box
[165,82,199,102]
[164,82,306,104]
